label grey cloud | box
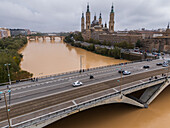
[0,0,169,32]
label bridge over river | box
[27,36,65,41]
[0,59,169,128]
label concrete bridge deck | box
[0,59,169,128]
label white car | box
[123,71,131,75]
[162,63,168,67]
[72,81,83,87]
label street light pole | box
[119,64,123,99]
[4,63,11,86]
[4,63,12,106]
[80,55,83,73]
[4,92,11,128]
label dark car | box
[118,70,124,73]
[90,75,94,79]
[156,63,162,66]
[146,59,152,61]
[143,65,150,69]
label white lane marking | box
[72,100,77,106]
[113,88,119,92]
[140,80,145,83]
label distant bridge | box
[0,59,169,128]
[27,36,65,41]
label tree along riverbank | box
[0,37,33,84]
[64,33,143,60]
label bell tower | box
[167,23,169,30]
[109,4,115,33]
[99,13,102,25]
[86,3,91,30]
[81,12,85,32]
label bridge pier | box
[35,36,38,41]
[141,78,170,105]
[42,36,45,41]
[50,36,55,41]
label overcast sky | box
[0,0,170,32]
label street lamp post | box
[4,63,11,86]
[0,91,11,128]
[119,63,124,98]
[4,63,11,106]
[80,55,83,73]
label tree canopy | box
[0,37,33,84]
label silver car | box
[123,71,131,75]
[72,81,83,87]
[162,63,168,67]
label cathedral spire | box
[87,3,90,12]
[109,3,115,33]
[99,12,102,19]
[105,22,107,28]
[111,3,114,13]
[94,13,96,20]
[167,22,169,29]
[82,12,84,18]
[99,12,102,25]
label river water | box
[20,38,170,128]
[20,38,127,77]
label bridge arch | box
[27,36,65,41]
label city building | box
[10,29,31,36]
[0,28,11,39]
[142,23,170,53]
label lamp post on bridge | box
[117,63,124,98]
[0,91,12,128]
[80,55,84,73]
[4,63,11,87]
[4,63,12,106]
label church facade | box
[81,4,142,45]
[81,4,115,41]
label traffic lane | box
[1,62,165,104]
[0,63,141,95]
[3,59,160,93]
[2,63,153,102]
[0,58,161,93]
[0,59,161,91]
[0,63,164,106]
[10,65,165,105]
[0,59,163,104]
[0,70,125,107]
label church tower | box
[167,23,169,30]
[109,4,115,33]
[99,13,102,25]
[86,3,91,30]
[81,12,85,32]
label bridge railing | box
[10,76,169,128]
[0,58,157,87]
[122,77,168,94]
